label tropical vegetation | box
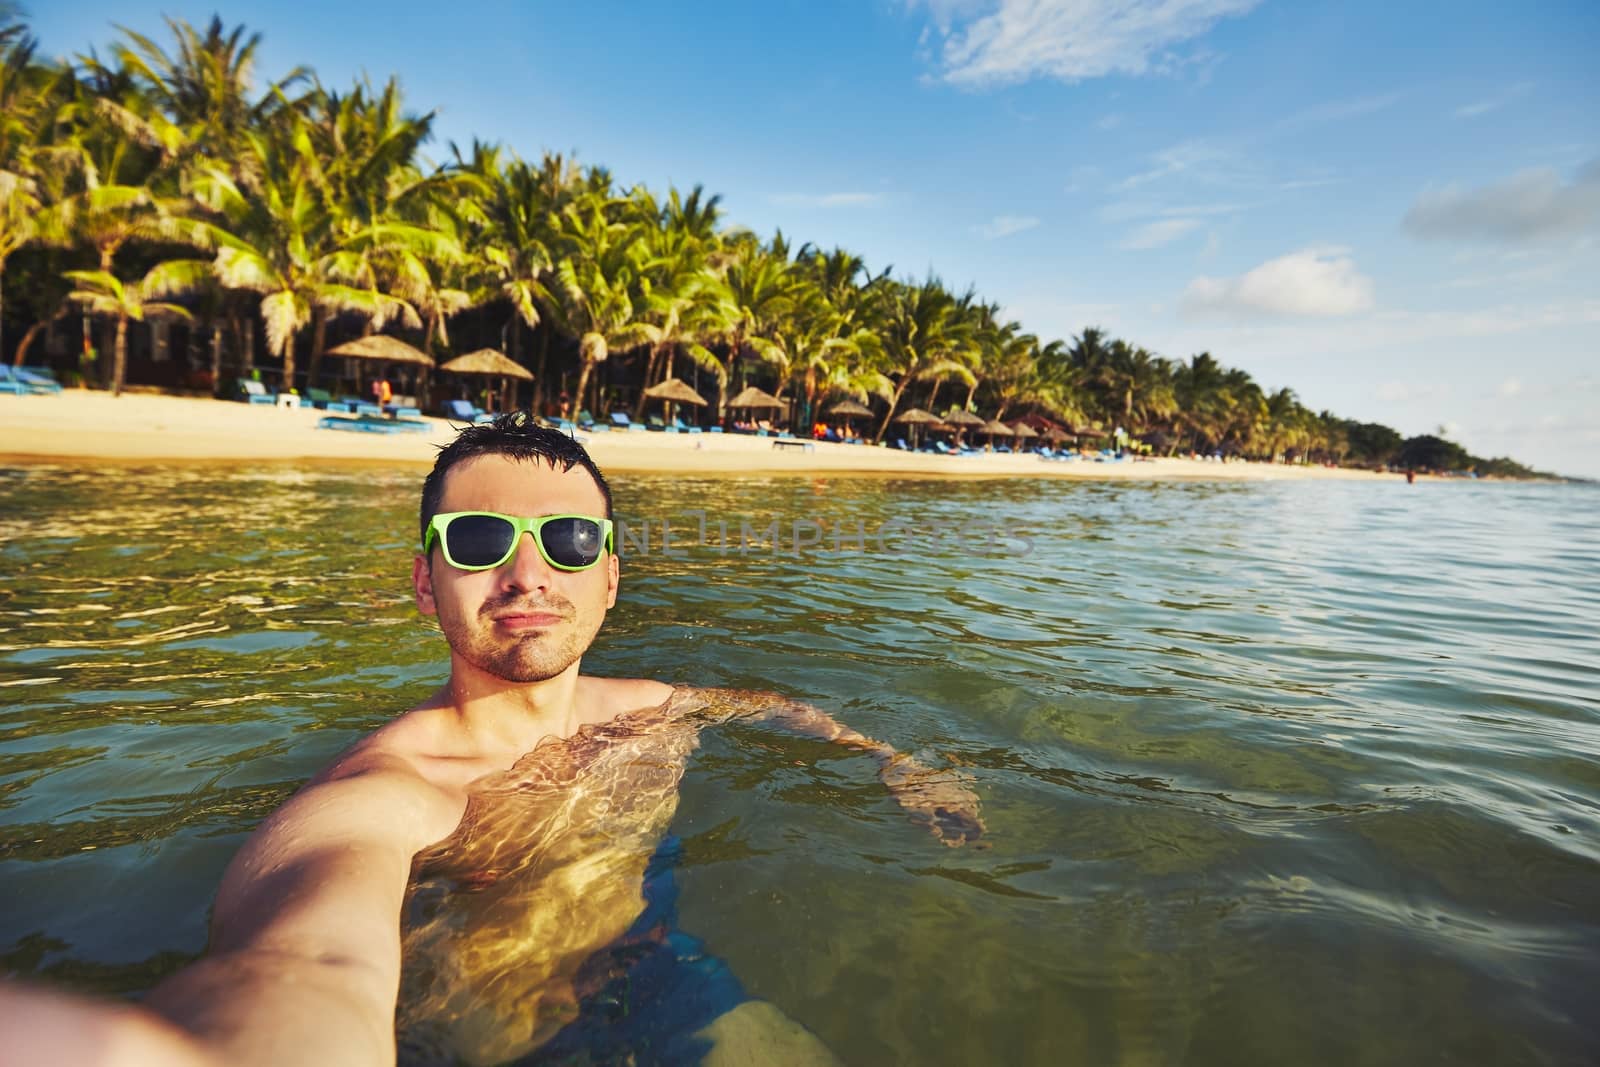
[0,12,1547,477]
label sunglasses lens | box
[540,517,605,569]
[443,514,517,568]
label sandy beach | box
[0,391,1403,482]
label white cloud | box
[975,214,1041,239]
[1119,139,1235,189]
[1118,217,1201,250]
[918,0,1262,87]
[769,192,883,208]
[1276,93,1400,130]
[1496,377,1523,398]
[1403,158,1600,244]
[1453,82,1534,120]
[1181,247,1375,318]
[1096,113,1124,131]
[1100,198,1242,223]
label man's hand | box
[877,754,986,847]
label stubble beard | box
[440,596,602,683]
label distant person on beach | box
[0,413,982,1066]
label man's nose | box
[499,531,555,591]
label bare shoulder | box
[213,722,465,937]
[576,675,677,724]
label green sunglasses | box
[425,511,615,572]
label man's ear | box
[605,551,619,610]
[413,554,438,616]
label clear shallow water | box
[1,465,1597,1065]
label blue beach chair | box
[0,365,62,394]
[444,399,493,424]
[235,379,276,405]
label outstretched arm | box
[715,691,985,847]
[143,753,462,1067]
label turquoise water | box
[1,465,1597,1064]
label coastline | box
[1,391,1408,482]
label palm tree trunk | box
[964,380,978,411]
[926,379,942,414]
[299,308,327,395]
[13,320,45,368]
[111,314,128,398]
[875,380,911,444]
[241,314,255,379]
[211,321,225,395]
[536,324,550,413]
[573,359,596,418]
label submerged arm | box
[716,691,985,847]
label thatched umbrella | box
[823,397,873,438]
[825,398,873,417]
[940,407,985,449]
[1009,421,1039,452]
[982,419,1015,449]
[643,377,707,406]
[893,406,939,449]
[439,348,533,379]
[943,408,985,427]
[438,348,532,415]
[324,335,436,406]
[728,385,786,429]
[324,334,436,367]
[728,385,785,410]
[642,376,707,426]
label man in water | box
[0,414,981,1066]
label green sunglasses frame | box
[424,511,616,572]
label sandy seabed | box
[1,391,1401,483]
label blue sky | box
[36,1,1600,475]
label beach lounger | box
[577,409,596,429]
[304,389,353,413]
[646,415,668,432]
[0,365,62,394]
[235,379,276,405]
[317,414,430,435]
[443,399,493,424]
[671,416,702,434]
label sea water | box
[1,465,1596,1065]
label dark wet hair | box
[419,411,613,547]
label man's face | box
[413,453,619,683]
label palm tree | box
[1174,351,1229,453]
[0,21,67,362]
[549,192,652,415]
[456,143,554,360]
[110,16,305,173]
[624,183,730,417]
[192,120,423,392]
[717,238,795,419]
[867,277,972,443]
[64,258,209,395]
